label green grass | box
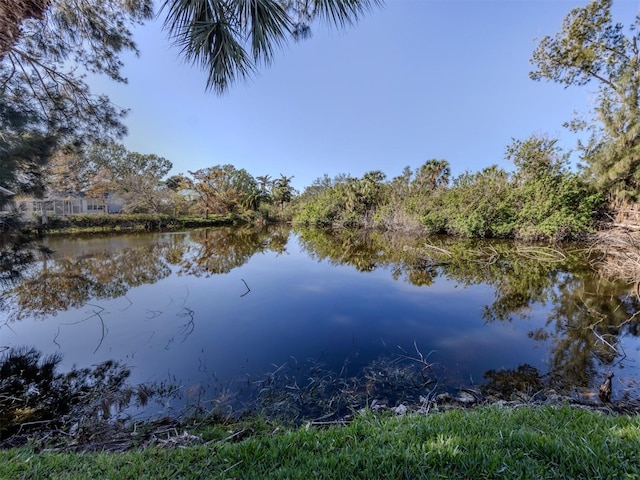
[31,213,241,234]
[2,406,640,479]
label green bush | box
[437,166,515,238]
[511,173,603,241]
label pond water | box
[1,226,639,421]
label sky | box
[90,0,640,192]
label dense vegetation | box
[3,135,606,243]
[17,133,606,243]
[2,135,605,243]
[293,136,604,241]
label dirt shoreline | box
[2,386,638,454]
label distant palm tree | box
[415,159,450,192]
[256,174,272,196]
[273,173,294,214]
[161,0,382,93]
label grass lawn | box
[1,405,639,479]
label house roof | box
[0,186,15,196]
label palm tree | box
[161,0,382,93]
[255,174,272,196]
[272,173,294,214]
[415,159,451,192]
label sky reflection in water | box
[1,227,638,416]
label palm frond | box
[161,0,383,93]
[237,0,290,65]
[162,0,254,93]
[308,0,382,29]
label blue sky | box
[92,0,639,191]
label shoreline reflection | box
[1,226,638,417]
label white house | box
[17,193,124,220]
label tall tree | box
[414,159,450,192]
[506,135,567,183]
[189,164,259,215]
[505,134,602,240]
[163,173,193,214]
[0,0,153,204]
[86,143,172,181]
[43,142,173,213]
[358,170,386,211]
[78,142,173,213]
[272,173,295,213]
[255,174,273,196]
[165,174,189,192]
[530,0,640,201]
[115,173,173,214]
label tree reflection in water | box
[2,244,174,320]
[177,226,290,276]
[0,226,290,321]
[0,346,179,446]
[296,226,640,397]
[0,226,290,357]
[1,225,639,411]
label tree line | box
[1,0,639,257]
[292,136,603,241]
[36,141,296,220]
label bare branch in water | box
[92,308,108,354]
[240,279,251,297]
[120,296,133,311]
[53,326,61,350]
[177,307,195,342]
[394,343,439,386]
[145,310,163,320]
[422,242,453,258]
[516,246,566,262]
[61,304,109,354]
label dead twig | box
[240,278,251,297]
[516,246,566,262]
[307,420,349,428]
[421,242,453,258]
[177,307,195,342]
[219,460,243,477]
[223,428,249,442]
[61,304,109,354]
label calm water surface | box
[2,226,639,418]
